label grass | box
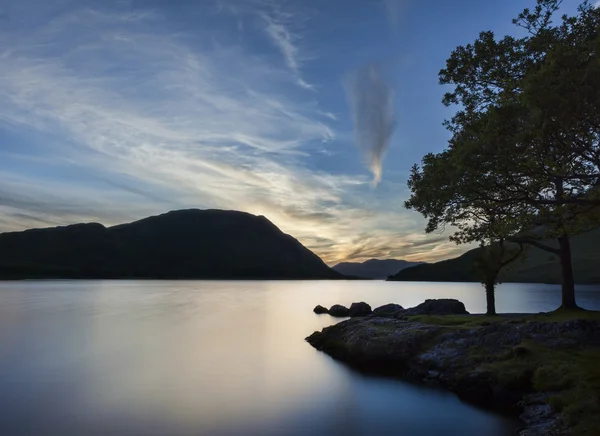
[480,341,600,435]
[406,307,600,326]
[405,314,502,327]
[408,309,600,436]
[529,307,600,322]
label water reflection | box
[1,280,598,435]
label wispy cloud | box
[383,0,403,34]
[345,63,396,186]
[260,11,313,90]
[216,0,313,89]
[0,0,465,265]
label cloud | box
[325,229,468,265]
[0,4,349,254]
[318,110,338,121]
[217,0,314,90]
[0,0,468,265]
[259,11,313,90]
[595,0,600,8]
[0,174,156,232]
[345,63,396,186]
[383,0,403,33]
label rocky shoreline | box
[307,299,600,436]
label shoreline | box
[306,302,600,435]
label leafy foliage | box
[405,0,600,308]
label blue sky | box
[0,0,587,264]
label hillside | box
[0,209,343,280]
[333,259,425,279]
[388,228,600,284]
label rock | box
[305,300,594,436]
[306,317,441,370]
[372,303,404,318]
[349,302,372,317]
[313,305,328,314]
[518,393,568,436]
[403,299,469,316]
[328,304,350,317]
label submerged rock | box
[313,305,328,314]
[403,299,469,316]
[328,304,350,317]
[372,303,404,318]
[349,302,372,317]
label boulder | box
[306,317,441,368]
[349,302,372,317]
[403,299,469,316]
[313,305,328,314]
[372,303,404,318]
[329,304,350,317]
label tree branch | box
[500,242,525,268]
[507,236,560,254]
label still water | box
[1,280,599,436]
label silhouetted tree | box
[407,0,600,310]
[406,148,525,314]
[474,239,524,316]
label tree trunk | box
[485,281,496,316]
[557,234,578,310]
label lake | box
[1,280,599,436]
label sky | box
[0,0,588,265]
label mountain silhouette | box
[0,209,343,280]
[388,228,600,284]
[333,259,424,279]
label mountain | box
[0,209,343,280]
[388,228,600,284]
[333,259,425,280]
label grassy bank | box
[406,310,600,435]
[307,307,600,435]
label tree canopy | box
[406,0,600,309]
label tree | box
[407,0,600,310]
[474,239,524,316]
[406,142,526,315]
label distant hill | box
[388,228,600,284]
[0,209,344,280]
[333,259,425,280]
